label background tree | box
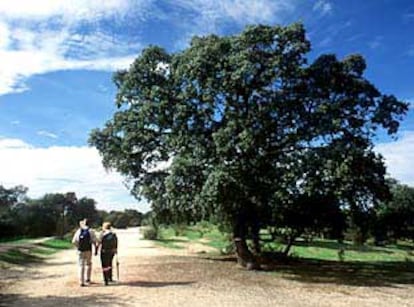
[375,181,414,243]
[0,190,101,238]
[90,23,408,268]
[0,185,28,238]
[105,209,143,228]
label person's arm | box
[71,229,80,248]
[114,234,118,254]
[92,230,99,256]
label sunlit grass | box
[262,239,414,262]
[39,238,72,250]
[158,223,414,264]
[157,223,230,253]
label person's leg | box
[101,252,111,285]
[85,251,92,283]
[108,253,115,281]
[78,251,86,286]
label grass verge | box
[0,238,72,266]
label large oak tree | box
[90,23,408,268]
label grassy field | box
[156,223,414,263]
[154,224,414,285]
[263,239,414,263]
[155,223,231,251]
[0,238,72,266]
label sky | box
[0,0,413,213]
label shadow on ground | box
[273,258,414,287]
[204,255,414,287]
[293,240,396,254]
[121,280,195,287]
[0,293,124,307]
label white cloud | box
[313,0,333,16]
[174,0,294,25]
[0,0,303,95]
[0,1,146,95]
[171,0,298,49]
[0,0,132,21]
[375,131,414,187]
[0,137,150,212]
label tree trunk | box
[251,221,261,254]
[283,232,299,256]
[283,236,294,256]
[233,214,260,270]
[234,237,260,270]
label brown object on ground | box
[1,228,413,306]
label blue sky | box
[0,0,413,212]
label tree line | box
[0,185,146,239]
[89,22,410,268]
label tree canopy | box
[89,23,408,267]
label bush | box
[142,226,158,240]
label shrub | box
[142,226,158,240]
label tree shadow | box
[0,293,124,307]
[201,255,238,262]
[120,280,195,287]
[293,240,394,254]
[203,254,414,287]
[0,249,42,265]
[155,238,188,243]
[262,257,414,287]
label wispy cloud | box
[407,45,414,57]
[0,1,147,95]
[37,130,58,139]
[0,0,306,95]
[0,0,136,21]
[170,0,299,49]
[368,35,383,49]
[173,0,295,25]
[406,98,414,108]
[318,37,332,48]
[403,13,414,22]
[375,131,414,187]
[313,0,333,16]
[0,0,303,95]
[0,137,149,212]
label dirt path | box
[1,228,413,307]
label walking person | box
[71,218,98,287]
[97,222,118,285]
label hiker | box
[71,218,98,287]
[97,222,118,285]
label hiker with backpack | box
[71,218,98,287]
[97,222,118,285]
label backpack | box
[78,228,92,251]
[101,232,117,251]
